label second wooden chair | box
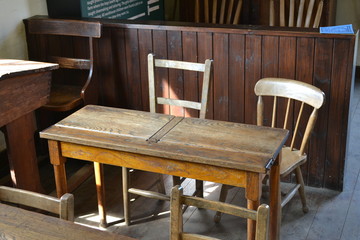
[121,53,213,225]
[215,77,325,222]
[170,185,269,240]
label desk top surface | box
[41,105,289,173]
[0,59,58,79]
[0,203,135,240]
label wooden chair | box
[195,0,243,24]
[121,53,213,225]
[27,18,101,193]
[269,0,324,28]
[215,78,325,222]
[27,18,101,112]
[0,186,74,221]
[170,185,269,240]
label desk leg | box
[5,112,44,193]
[48,140,68,197]
[94,162,107,227]
[269,153,282,240]
[246,172,261,240]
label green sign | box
[80,0,164,20]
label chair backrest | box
[269,0,324,28]
[195,0,243,24]
[0,186,74,221]
[27,18,101,101]
[148,53,212,119]
[170,186,269,240]
[254,78,325,156]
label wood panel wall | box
[24,17,357,191]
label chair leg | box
[122,167,131,225]
[295,167,309,213]
[157,174,166,194]
[173,176,181,186]
[94,162,107,227]
[214,184,229,223]
[195,180,203,198]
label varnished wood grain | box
[60,142,248,188]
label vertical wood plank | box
[278,37,297,79]
[229,34,245,123]
[307,38,332,187]
[325,39,351,190]
[110,29,128,107]
[197,32,214,120]
[124,29,142,111]
[213,33,229,121]
[244,35,262,124]
[296,37,315,185]
[261,36,279,127]
[167,30,184,117]
[152,30,169,114]
[278,37,297,150]
[138,29,153,112]
[182,31,199,118]
[97,28,119,107]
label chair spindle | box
[272,96,277,128]
[283,98,292,129]
[290,102,304,150]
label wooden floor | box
[2,80,360,240]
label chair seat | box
[280,147,307,177]
[43,84,83,112]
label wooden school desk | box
[40,105,288,240]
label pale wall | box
[0,0,47,59]
[0,0,47,150]
[336,0,360,66]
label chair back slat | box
[296,0,306,27]
[280,0,285,26]
[49,56,91,70]
[288,0,295,27]
[155,59,206,72]
[195,0,242,25]
[204,0,210,23]
[226,0,235,24]
[219,0,226,24]
[233,0,243,24]
[148,53,212,119]
[28,19,101,38]
[212,0,218,23]
[270,0,275,26]
[313,0,324,27]
[304,0,316,27]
